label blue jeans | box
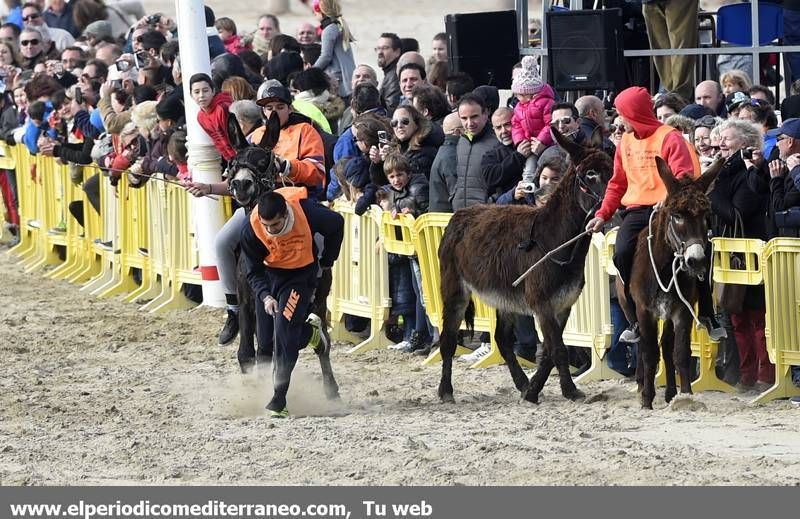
[785,9,800,83]
[608,299,635,376]
[410,258,433,343]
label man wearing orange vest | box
[240,188,344,418]
[586,86,723,343]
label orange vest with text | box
[620,125,701,207]
[249,187,314,269]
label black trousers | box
[613,206,653,288]
[67,173,101,227]
[253,269,317,412]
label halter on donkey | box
[224,113,339,400]
[436,128,613,405]
[623,156,721,409]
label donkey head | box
[655,156,722,279]
[225,112,282,208]
[553,126,613,213]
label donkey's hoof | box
[563,387,585,401]
[324,387,341,401]
[521,390,540,405]
[439,392,455,404]
[664,388,678,404]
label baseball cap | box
[725,91,750,112]
[256,79,292,106]
[766,118,800,139]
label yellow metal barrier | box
[81,172,120,296]
[64,166,104,285]
[141,184,198,312]
[8,145,40,263]
[328,200,393,352]
[380,211,416,256]
[754,238,800,404]
[44,161,83,281]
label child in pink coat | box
[511,56,555,188]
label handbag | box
[714,209,747,314]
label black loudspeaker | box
[446,10,519,90]
[546,8,626,92]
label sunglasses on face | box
[391,117,411,128]
[609,124,625,132]
[20,39,40,46]
[551,116,573,127]
[22,13,41,22]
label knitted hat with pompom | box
[511,55,543,96]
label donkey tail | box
[464,299,475,340]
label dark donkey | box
[622,157,720,409]
[224,113,339,400]
[437,128,613,404]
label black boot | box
[218,309,239,345]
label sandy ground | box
[1,246,799,486]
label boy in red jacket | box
[189,73,237,161]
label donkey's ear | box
[589,125,604,149]
[258,111,282,150]
[694,157,723,195]
[552,125,585,161]
[227,112,249,151]
[655,156,679,195]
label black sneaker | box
[698,316,727,341]
[399,331,425,353]
[413,342,436,356]
[218,309,239,345]
[619,322,641,343]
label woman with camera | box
[710,118,773,391]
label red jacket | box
[596,87,698,221]
[197,92,237,161]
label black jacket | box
[710,154,769,309]
[479,142,526,202]
[769,168,800,237]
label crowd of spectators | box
[0,0,798,393]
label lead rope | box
[646,209,702,327]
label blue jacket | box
[23,102,57,154]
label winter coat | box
[710,154,769,309]
[388,254,415,317]
[370,123,445,185]
[428,134,459,212]
[0,102,18,141]
[452,125,500,211]
[222,34,251,55]
[313,19,356,98]
[97,95,131,136]
[385,173,429,217]
[197,91,236,161]
[480,142,526,202]
[511,83,556,146]
[769,167,800,237]
[379,58,401,114]
[295,89,346,133]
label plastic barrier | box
[602,233,737,392]
[754,238,800,404]
[328,200,393,353]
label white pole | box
[176,0,226,308]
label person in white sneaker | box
[458,341,492,363]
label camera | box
[519,182,537,194]
[146,14,161,26]
[115,58,133,72]
[54,62,64,76]
[377,130,389,146]
[741,147,754,160]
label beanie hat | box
[83,20,112,40]
[156,96,184,122]
[678,103,714,120]
[511,56,543,96]
[131,101,159,132]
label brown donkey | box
[437,129,613,404]
[623,157,721,409]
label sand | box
[1,246,799,486]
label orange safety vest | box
[250,187,314,269]
[620,125,701,208]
